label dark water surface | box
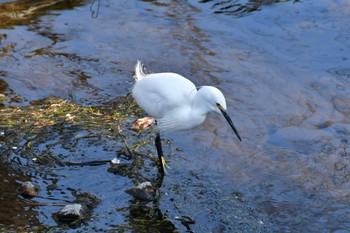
[1,0,350,232]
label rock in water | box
[125,181,159,202]
[55,204,88,223]
[17,181,39,198]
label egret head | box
[198,86,242,141]
[198,86,227,113]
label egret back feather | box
[132,62,199,131]
[131,61,240,136]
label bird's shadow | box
[123,201,178,232]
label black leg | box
[155,132,165,176]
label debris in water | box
[65,113,75,120]
[108,163,131,177]
[131,117,154,130]
[111,158,120,164]
[175,215,195,232]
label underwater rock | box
[52,191,99,226]
[54,204,89,224]
[125,181,159,202]
[17,181,39,198]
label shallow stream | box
[1,0,350,232]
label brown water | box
[1,0,350,232]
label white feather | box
[131,61,239,135]
[134,60,145,81]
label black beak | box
[219,108,242,141]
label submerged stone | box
[54,204,89,224]
[52,191,99,226]
[17,181,39,198]
[125,181,159,202]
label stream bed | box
[1,0,350,232]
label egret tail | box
[134,60,146,81]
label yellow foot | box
[161,156,170,174]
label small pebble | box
[18,181,38,197]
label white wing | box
[132,72,197,119]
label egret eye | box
[216,103,224,111]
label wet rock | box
[52,191,99,227]
[125,181,159,202]
[54,204,89,224]
[17,181,39,198]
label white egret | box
[132,61,241,175]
